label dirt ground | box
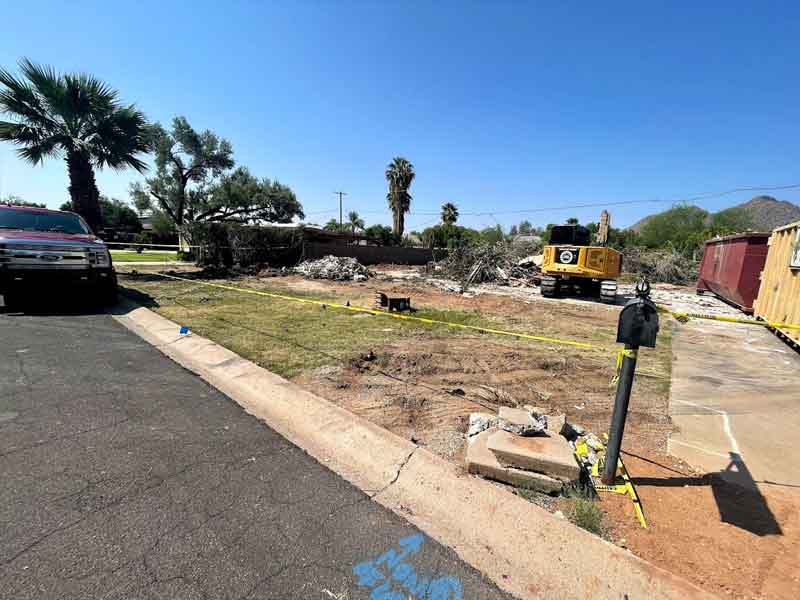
[259,270,673,458]
[264,269,799,600]
[603,452,800,600]
[120,265,799,599]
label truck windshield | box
[0,209,90,235]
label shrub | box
[182,222,304,269]
[227,225,302,268]
[184,222,232,267]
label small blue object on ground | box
[179,326,189,334]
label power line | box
[302,182,800,224]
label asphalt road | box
[0,309,512,600]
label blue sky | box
[1,1,799,230]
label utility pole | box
[333,191,347,227]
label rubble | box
[467,412,499,437]
[561,421,605,468]
[294,256,372,281]
[465,406,578,494]
[497,406,548,436]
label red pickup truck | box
[0,205,117,307]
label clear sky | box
[1,1,799,231]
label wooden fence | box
[754,221,800,346]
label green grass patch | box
[111,250,183,263]
[567,497,606,536]
[120,275,494,378]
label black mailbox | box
[616,295,660,348]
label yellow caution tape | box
[122,270,604,351]
[671,311,800,331]
[586,435,647,528]
[611,348,638,385]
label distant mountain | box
[628,195,800,233]
[736,196,800,231]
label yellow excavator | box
[540,210,621,304]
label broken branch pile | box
[294,256,372,281]
[429,242,541,288]
[622,247,699,285]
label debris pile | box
[561,422,605,468]
[429,242,541,289]
[622,247,699,285]
[466,406,579,494]
[294,256,372,281]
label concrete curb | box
[112,299,715,600]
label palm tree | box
[347,210,365,235]
[0,59,149,232]
[441,202,459,225]
[385,156,415,238]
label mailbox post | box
[602,279,660,485]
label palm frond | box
[0,65,58,132]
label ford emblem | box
[39,254,62,262]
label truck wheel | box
[600,280,617,304]
[99,274,119,306]
[540,276,560,298]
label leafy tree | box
[364,223,394,245]
[440,202,459,225]
[0,59,149,232]
[479,224,505,244]
[566,217,579,225]
[518,220,533,235]
[638,204,709,254]
[98,196,141,233]
[709,206,754,232]
[323,218,349,233]
[509,224,518,236]
[130,116,303,229]
[150,210,176,239]
[420,223,479,249]
[385,156,415,237]
[1,194,45,208]
[347,210,365,235]
[585,221,641,249]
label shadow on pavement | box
[712,452,782,536]
[0,291,110,317]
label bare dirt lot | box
[119,266,799,600]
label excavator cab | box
[540,213,622,304]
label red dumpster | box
[696,233,770,314]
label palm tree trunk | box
[66,150,102,233]
[396,211,405,239]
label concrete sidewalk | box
[668,318,800,488]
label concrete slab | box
[498,406,536,424]
[668,318,800,487]
[488,430,581,481]
[466,428,563,493]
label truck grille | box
[0,244,93,269]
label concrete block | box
[547,413,566,433]
[497,406,547,435]
[488,430,580,481]
[466,428,563,494]
[498,406,533,424]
